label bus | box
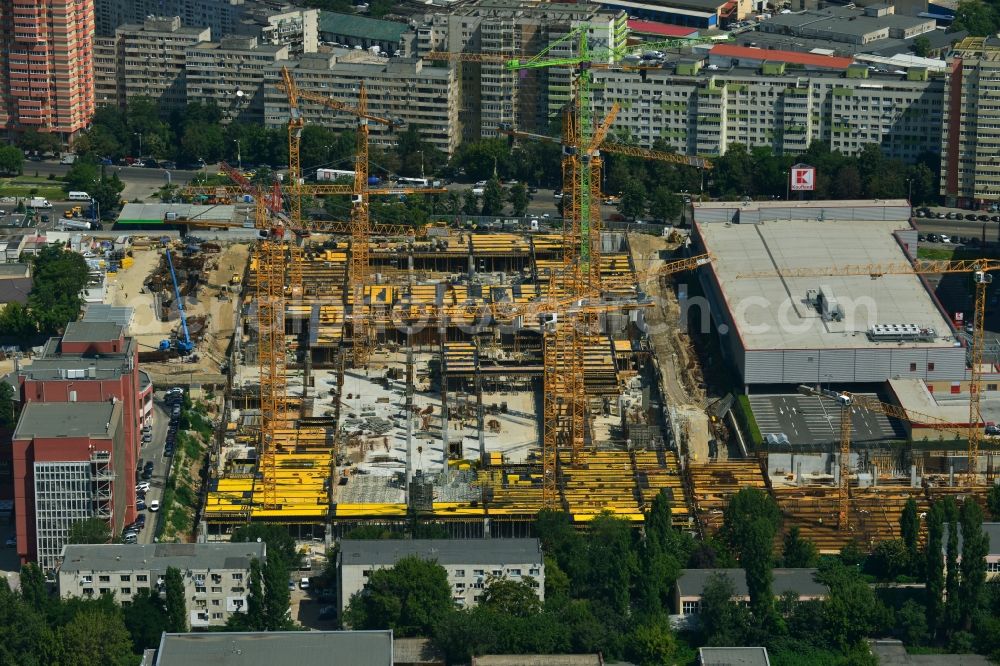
[316,168,355,182]
[397,177,430,188]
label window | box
[81,576,92,585]
[682,600,701,614]
[120,575,131,582]
[454,569,465,577]
[473,569,485,577]
[121,587,131,595]
[99,575,110,583]
[82,588,94,596]
[362,569,372,578]
[928,362,935,371]
[212,586,222,593]
[196,586,206,593]
[137,575,148,582]
[909,363,917,372]
[492,570,502,577]
[988,384,998,391]
[212,599,220,606]
[455,582,465,589]
[508,569,521,576]
[232,573,243,581]
[232,587,245,593]
[529,568,540,576]
[212,612,223,620]
[99,588,110,595]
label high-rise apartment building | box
[264,52,461,156]
[186,36,289,124]
[0,0,96,141]
[95,16,210,111]
[940,37,1000,208]
[413,0,627,141]
[592,53,944,162]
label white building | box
[58,542,266,628]
[338,538,544,615]
[591,57,944,161]
[186,37,289,124]
[264,52,460,156]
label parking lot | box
[749,393,905,447]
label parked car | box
[149,500,160,512]
[136,499,147,511]
[318,606,337,621]
[965,214,978,221]
[918,234,926,242]
[136,481,150,493]
[161,161,177,170]
[940,234,952,243]
[5,536,15,548]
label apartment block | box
[58,542,266,627]
[96,17,210,111]
[13,319,153,568]
[264,52,460,156]
[338,539,544,614]
[413,1,627,140]
[940,37,1000,208]
[235,5,318,57]
[95,0,244,38]
[187,37,289,124]
[591,58,944,161]
[13,402,125,573]
[0,0,96,140]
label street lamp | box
[784,170,790,201]
[234,139,241,171]
[134,132,143,159]
[906,178,913,205]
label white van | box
[68,191,91,201]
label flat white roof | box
[697,214,957,351]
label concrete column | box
[872,465,878,488]
[833,454,840,485]
[796,462,803,487]
[949,462,955,487]
[910,464,918,488]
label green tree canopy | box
[0,145,24,175]
[66,518,110,545]
[782,526,819,568]
[481,177,504,216]
[480,577,542,617]
[26,244,89,334]
[508,182,529,217]
[344,555,453,636]
[58,606,134,666]
[0,302,35,342]
[164,566,186,633]
[123,588,168,653]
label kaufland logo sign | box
[790,164,815,191]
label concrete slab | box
[749,392,905,447]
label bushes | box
[734,394,763,450]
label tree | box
[925,501,945,639]
[625,616,677,666]
[895,599,929,647]
[344,555,452,636]
[91,171,125,216]
[0,145,24,176]
[782,526,819,568]
[721,487,782,558]
[819,562,889,651]
[480,577,541,617]
[987,484,1000,520]
[58,606,134,666]
[26,244,89,334]
[912,35,932,57]
[508,183,529,217]
[164,566,186,632]
[901,497,920,570]
[830,165,862,200]
[620,180,647,220]
[18,563,47,615]
[246,557,265,631]
[586,514,637,615]
[18,128,61,155]
[0,302,35,341]
[66,518,110,545]
[180,123,224,164]
[262,553,293,630]
[867,539,910,582]
[742,517,779,630]
[123,588,168,652]
[481,178,504,216]
[699,572,748,646]
[64,158,101,193]
[462,189,479,216]
[0,382,17,431]
[944,497,960,632]
[952,0,999,36]
[645,489,674,553]
[958,499,988,631]
[648,186,682,223]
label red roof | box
[627,20,699,38]
[710,44,854,69]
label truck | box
[61,219,92,230]
[60,154,77,165]
[28,197,51,209]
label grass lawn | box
[917,246,956,261]
[0,176,65,200]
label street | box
[136,395,172,544]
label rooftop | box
[472,657,603,665]
[699,647,772,666]
[694,201,956,351]
[627,19,699,38]
[318,11,408,42]
[61,321,123,344]
[154,631,392,666]
[82,304,134,329]
[339,538,543,566]
[0,263,30,279]
[942,522,1000,556]
[870,639,992,665]
[0,277,32,305]
[14,401,117,440]
[710,43,854,69]
[117,204,237,225]
[676,568,827,598]
[59,542,266,574]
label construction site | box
[174,34,997,553]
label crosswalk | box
[749,393,902,446]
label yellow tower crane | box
[739,258,1000,488]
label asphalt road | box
[136,395,172,544]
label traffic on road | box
[125,387,183,544]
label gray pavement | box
[749,392,905,447]
[136,395,173,544]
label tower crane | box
[797,385,969,530]
[738,258,1000,487]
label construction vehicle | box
[159,250,194,355]
[739,258,999,487]
[64,206,82,218]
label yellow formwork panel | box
[335,503,407,517]
[252,508,328,518]
[573,511,645,523]
[432,503,487,516]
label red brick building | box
[12,320,153,570]
[0,0,96,140]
